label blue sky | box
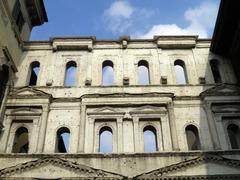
[31,0,220,40]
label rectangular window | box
[12,0,25,32]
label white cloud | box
[104,1,134,19]
[103,1,134,34]
[138,24,190,39]
[136,1,218,38]
[103,1,155,34]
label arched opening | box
[12,127,29,153]
[138,60,150,85]
[56,127,70,153]
[227,124,240,149]
[64,61,77,86]
[102,60,114,86]
[210,59,222,83]
[99,126,113,153]
[174,60,188,84]
[185,125,201,150]
[143,126,158,152]
[0,65,9,107]
[29,61,40,86]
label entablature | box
[23,36,211,51]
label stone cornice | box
[0,150,239,158]
[23,36,211,51]
[81,92,174,99]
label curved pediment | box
[132,105,167,114]
[0,157,125,179]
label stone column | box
[133,117,140,152]
[36,104,50,153]
[0,84,9,122]
[167,103,180,151]
[87,117,95,153]
[215,115,228,150]
[78,105,86,153]
[204,102,221,150]
[117,117,123,153]
[31,119,39,153]
[161,115,172,151]
[0,116,11,153]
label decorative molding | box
[81,92,174,99]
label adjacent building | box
[0,0,47,126]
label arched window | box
[102,60,114,86]
[12,127,29,153]
[56,127,70,153]
[143,126,158,152]
[29,61,40,86]
[64,61,77,86]
[227,124,240,149]
[99,126,113,153]
[0,65,9,107]
[185,125,201,150]
[210,59,222,83]
[138,60,150,85]
[174,60,188,84]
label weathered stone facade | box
[1,1,240,179]
[0,36,239,179]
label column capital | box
[133,116,139,123]
[117,117,123,123]
[88,117,95,124]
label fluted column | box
[88,117,95,153]
[78,104,86,153]
[167,103,180,151]
[36,104,50,153]
[117,117,123,153]
[133,117,140,152]
[204,102,221,150]
[161,115,172,151]
[0,116,11,153]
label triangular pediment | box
[95,106,117,113]
[201,84,240,97]
[135,155,240,179]
[9,87,51,98]
[0,157,125,179]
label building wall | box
[0,37,240,179]
[0,37,237,154]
